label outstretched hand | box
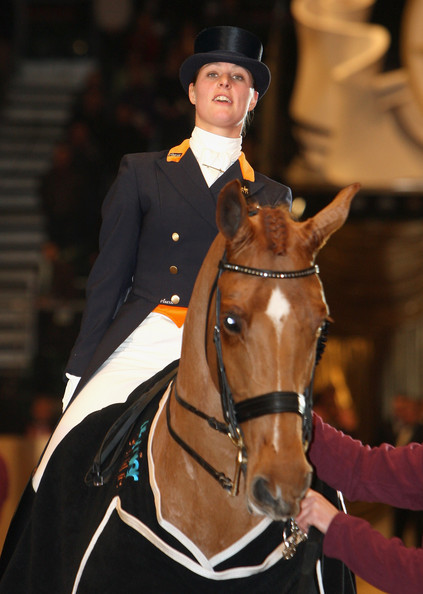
[296,489,341,535]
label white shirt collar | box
[190,127,242,186]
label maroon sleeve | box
[309,414,423,509]
[324,512,423,594]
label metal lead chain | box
[280,519,308,560]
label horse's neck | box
[177,235,223,416]
[151,236,261,558]
[151,390,261,558]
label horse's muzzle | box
[250,470,312,521]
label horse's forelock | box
[260,206,291,256]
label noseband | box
[167,252,325,497]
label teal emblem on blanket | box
[116,420,149,487]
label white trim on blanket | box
[70,494,302,586]
[116,497,293,581]
[70,387,325,590]
[72,496,119,593]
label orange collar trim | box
[239,152,255,182]
[167,139,190,162]
[167,139,255,182]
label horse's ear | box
[216,179,249,239]
[307,183,361,253]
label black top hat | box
[179,26,271,99]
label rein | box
[166,254,322,497]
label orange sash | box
[153,304,188,328]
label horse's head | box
[208,179,360,521]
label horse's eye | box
[223,315,241,333]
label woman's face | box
[188,62,258,138]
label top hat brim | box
[179,50,271,99]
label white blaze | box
[265,287,291,332]
[265,287,291,392]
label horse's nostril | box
[251,475,305,520]
[252,477,291,517]
[253,477,274,507]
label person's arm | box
[309,414,423,509]
[65,155,146,377]
[297,489,423,594]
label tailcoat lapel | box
[209,158,265,203]
[157,148,217,229]
[158,143,262,227]
[159,140,264,226]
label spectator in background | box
[124,9,163,70]
[313,384,358,436]
[0,455,8,521]
[106,101,149,172]
[153,40,194,148]
[66,120,103,186]
[39,141,88,253]
[381,394,423,546]
[38,138,99,287]
[113,54,157,147]
[70,83,112,152]
[0,0,14,106]
[378,394,423,446]
[26,396,61,464]
[66,120,105,251]
[92,0,134,94]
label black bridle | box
[166,252,326,497]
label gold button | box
[171,294,180,305]
[172,232,179,242]
[169,265,178,275]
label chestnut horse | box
[0,181,359,594]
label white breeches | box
[32,313,183,491]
